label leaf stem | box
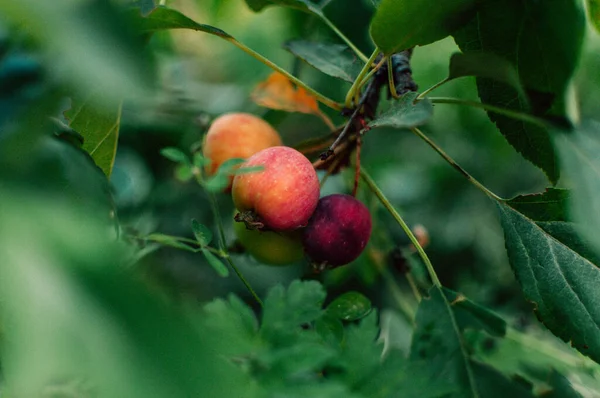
[360,168,442,288]
[416,78,450,101]
[195,172,263,307]
[223,255,263,307]
[405,273,422,302]
[381,266,416,323]
[410,127,504,202]
[319,15,368,62]
[429,97,549,128]
[344,48,380,108]
[226,38,343,110]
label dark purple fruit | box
[302,194,372,268]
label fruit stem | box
[360,169,442,288]
[410,127,504,202]
[319,14,369,63]
[415,78,450,101]
[226,37,343,111]
[428,97,549,128]
[345,48,380,108]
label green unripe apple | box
[233,216,304,266]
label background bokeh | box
[111,0,599,322]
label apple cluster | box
[203,113,372,269]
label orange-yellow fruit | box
[202,113,282,182]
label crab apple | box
[202,113,282,186]
[234,217,304,265]
[232,146,320,231]
[302,194,372,268]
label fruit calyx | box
[234,210,269,232]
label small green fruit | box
[233,216,304,266]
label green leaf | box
[357,354,457,398]
[202,295,258,357]
[470,361,534,398]
[203,158,257,192]
[332,311,382,385]
[65,94,122,178]
[368,92,433,129]
[202,248,229,277]
[283,40,362,83]
[555,121,600,257]
[160,147,189,163]
[497,202,600,364]
[256,342,336,377]
[128,6,232,38]
[453,0,586,183]
[193,152,210,168]
[219,157,247,171]
[410,287,479,397]
[442,288,507,337]
[326,291,372,321]
[506,188,570,222]
[145,233,196,251]
[370,0,477,54]
[506,188,600,264]
[175,164,194,182]
[315,313,344,347]
[243,0,323,15]
[191,219,212,246]
[232,166,265,176]
[204,174,230,192]
[588,0,600,33]
[261,280,326,344]
[447,52,525,99]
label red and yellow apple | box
[232,146,319,231]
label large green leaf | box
[497,203,600,364]
[65,93,122,178]
[442,288,507,337]
[555,121,600,258]
[128,6,232,38]
[447,52,525,99]
[410,287,479,397]
[506,188,600,264]
[370,0,477,54]
[244,0,323,15]
[453,0,586,183]
[411,288,534,397]
[283,40,362,83]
